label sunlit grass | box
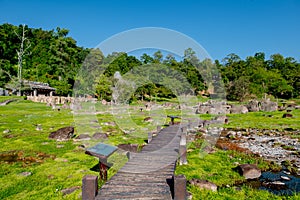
[1,97,299,199]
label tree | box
[95,74,112,101]
[228,76,250,101]
[140,53,153,64]
[153,50,163,63]
[15,24,31,95]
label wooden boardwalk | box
[96,125,182,200]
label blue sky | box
[1,0,300,61]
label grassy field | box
[0,97,299,199]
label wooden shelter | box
[23,80,56,96]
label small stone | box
[36,124,42,131]
[143,117,153,122]
[92,132,108,140]
[283,171,291,175]
[189,178,217,192]
[271,181,285,185]
[61,186,80,196]
[282,113,293,118]
[280,176,291,181]
[234,187,242,191]
[47,174,55,179]
[74,134,91,141]
[78,144,86,149]
[19,172,32,177]
[3,129,10,134]
[56,145,64,148]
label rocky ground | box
[219,128,300,175]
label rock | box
[101,99,107,105]
[283,171,291,175]
[189,178,217,191]
[226,131,237,139]
[61,186,80,196]
[77,144,86,149]
[47,174,55,179]
[92,132,108,140]
[236,164,261,179]
[56,145,64,148]
[201,145,215,154]
[214,116,229,124]
[19,172,32,177]
[230,105,248,114]
[143,117,153,122]
[280,176,291,181]
[103,121,116,126]
[49,127,74,141]
[260,100,278,112]
[271,181,285,185]
[295,105,300,110]
[282,113,293,118]
[118,144,139,153]
[3,129,10,134]
[247,100,260,112]
[61,103,70,109]
[36,124,42,131]
[75,134,91,141]
[196,106,210,114]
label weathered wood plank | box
[96,125,182,200]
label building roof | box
[23,80,56,91]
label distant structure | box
[23,80,56,96]
[0,88,9,96]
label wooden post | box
[157,125,161,133]
[174,174,187,200]
[187,119,191,130]
[126,151,131,160]
[99,158,108,181]
[148,132,153,143]
[179,130,187,165]
[179,145,187,165]
[82,175,98,200]
[181,126,187,134]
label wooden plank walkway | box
[96,125,182,200]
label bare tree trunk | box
[15,24,31,96]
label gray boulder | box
[260,100,278,112]
[92,132,108,140]
[196,105,210,114]
[230,105,248,114]
[247,100,260,112]
[75,134,91,141]
[237,164,261,179]
[49,127,74,141]
[189,178,217,191]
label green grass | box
[1,97,300,199]
[176,144,300,200]
[224,110,300,130]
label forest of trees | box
[1,23,299,101]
